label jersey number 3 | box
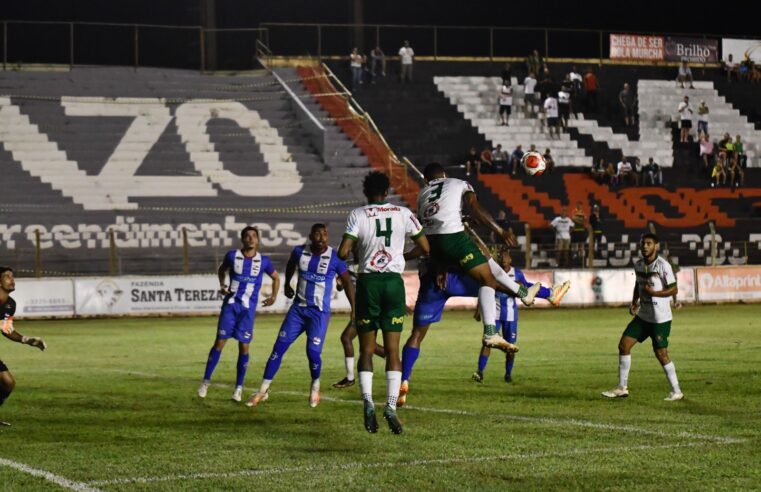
[375,218,393,246]
[427,182,444,203]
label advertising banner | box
[13,279,75,318]
[665,37,719,63]
[610,34,664,61]
[721,38,761,63]
[696,266,761,301]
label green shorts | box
[355,272,406,333]
[428,232,487,271]
[623,316,672,349]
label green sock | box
[484,324,497,336]
[517,285,528,298]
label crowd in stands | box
[722,53,761,83]
[591,156,663,188]
[464,143,555,177]
[347,41,413,90]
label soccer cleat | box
[364,401,378,433]
[0,421,11,427]
[332,377,355,389]
[472,371,484,383]
[601,386,629,398]
[397,380,409,407]
[197,382,210,399]
[309,388,321,408]
[504,374,512,383]
[520,282,542,306]
[245,391,269,408]
[664,392,684,401]
[548,280,571,306]
[483,333,519,353]
[383,406,404,434]
[232,387,243,402]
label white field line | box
[112,369,746,445]
[0,458,101,492]
[87,442,704,486]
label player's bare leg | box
[358,329,379,433]
[381,329,403,434]
[602,335,636,398]
[334,320,387,389]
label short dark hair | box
[641,232,659,243]
[423,162,445,181]
[240,226,259,240]
[362,171,390,200]
[310,223,327,234]
[0,266,14,276]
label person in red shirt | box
[584,67,599,113]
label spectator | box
[501,62,513,85]
[523,72,539,118]
[526,49,543,78]
[591,158,607,183]
[728,151,745,190]
[606,161,619,187]
[510,144,524,175]
[492,144,509,172]
[677,95,693,143]
[558,78,572,129]
[724,54,738,82]
[465,146,479,176]
[480,146,493,174]
[697,100,709,137]
[711,152,727,188]
[719,132,734,164]
[550,208,574,268]
[538,68,555,102]
[544,93,560,139]
[369,46,386,80]
[589,204,603,253]
[699,134,714,171]
[399,40,414,83]
[643,157,663,185]
[543,148,555,174]
[571,201,587,263]
[632,157,645,185]
[568,65,583,117]
[349,47,364,91]
[617,159,638,186]
[619,82,636,127]
[677,61,695,89]
[490,210,511,243]
[498,80,513,126]
[734,135,747,169]
[583,67,599,113]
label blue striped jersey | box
[222,250,275,310]
[495,267,528,322]
[290,245,347,312]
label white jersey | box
[550,216,573,240]
[678,102,692,121]
[634,255,676,323]
[399,47,414,64]
[344,202,423,274]
[499,84,513,105]
[524,76,537,94]
[544,97,559,118]
[417,177,473,235]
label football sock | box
[662,361,681,393]
[359,371,374,404]
[306,346,322,380]
[203,347,222,381]
[344,357,355,381]
[478,354,489,373]
[236,353,249,387]
[263,340,291,380]
[386,371,402,410]
[537,285,552,299]
[506,357,514,376]
[478,286,497,335]
[618,354,632,388]
[401,346,420,381]
[311,378,320,393]
[258,379,272,394]
[488,258,522,293]
[0,387,10,406]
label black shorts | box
[560,105,570,118]
[0,360,8,373]
[547,117,559,127]
[571,230,587,243]
[499,104,512,115]
[680,120,692,129]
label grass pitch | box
[1,305,760,490]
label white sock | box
[345,357,355,381]
[311,378,320,392]
[618,354,631,388]
[259,379,272,394]
[478,286,497,334]
[662,362,681,393]
[359,371,374,404]
[235,385,242,391]
[386,370,402,410]
[488,258,521,293]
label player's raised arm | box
[339,208,360,260]
[463,191,516,246]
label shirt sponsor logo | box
[423,203,440,218]
[391,316,404,325]
[370,251,392,270]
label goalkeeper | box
[1,267,47,417]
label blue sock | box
[306,347,322,380]
[506,358,514,377]
[263,340,291,381]
[478,354,489,373]
[401,346,420,381]
[236,353,249,387]
[537,286,552,299]
[203,347,222,381]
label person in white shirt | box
[602,233,683,401]
[724,54,738,82]
[523,72,538,118]
[349,47,364,91]
[491,144,508,172]
[543,93,560,139]
[617,159,635,186]
[550,209,574,267]
[398,40,414,83]
[498,82,513,126]
[676,60,694,89]
[697,100,709,137]
[677,95,693,143]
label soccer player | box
[338,171,429,434]
[416,162,541,354]
[602,233,683,401]
[246,223,355,408]
[198,226,279,402]
[1,267,47,424]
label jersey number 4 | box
[375,218,393,246]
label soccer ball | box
[521,151,546,176]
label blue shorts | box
[277,304,331,349]
[217,302,255,343]
[498,320,518,343]
[413,271,479,326]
